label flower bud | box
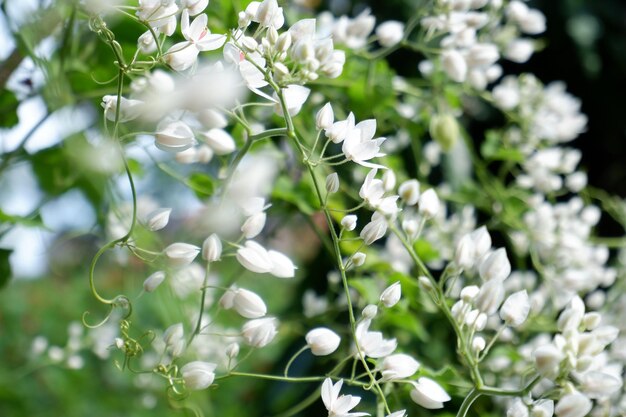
[442,49,467,82]
[454,234,475,270]
[475,279,505,315]
[380,281,401,307]
[376,21,404,47]
[202,233,222,262]
[409,377,451,409]
[533,344,563,378]
[155,121,195,153]
[479,248,511,281]
[326,172,340,194]
[242,317,278,348]
[276,32,292,52]
[236,241,273,273]
[505,39,534,63]
[143,271,166,292]
[554,392,592,417]
[580,371,622,399]
[530,400,554,417]
[460,285,480,302]
[146,208,172,231]
[418,189,440,219]
[398,179,420,205]
[181,361,216,390]
[361,215,388,245]
[233,288,267,318]
[352,252,366,267]
[241,212,267,239]
[507,398,529,417]
[382,170,396,192]
[164,242,200,267]
[470,226,492,258]
[362,304,378,319]
[268,249,296,278]
[429,114,459,151]
[241,36,259,52]
[305,327,341,356]
[226,342,239,358]
[500,290,530,326]
[163,323,185,357]
[381,353,420,381]
[201,128,236,155]
[341,215,357,231]
[316,103,334,130]
[472,336,486,353]
[197,108,228,129]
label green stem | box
[284,346,309,377]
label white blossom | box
[409,377,451,409]
[181,361,216,390]
[306,328,341,356]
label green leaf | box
[0,249,12,289]
[187,172,215,198]
[413,240,439,263]
[0,89,19,128]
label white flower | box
[355,319,397,358]
[478,248,511,281]
[145,208,172,231]
[143,271,166,292]
[470,226,492,258]
[359,169,385,207]
[306,328,341,356]
[326,113,355,144]
[380,353,420,381]
[554,392,591,417]
[409,377,451,409]
[182,0,208,16]
[155,120,195,152]
[418,189,440,219]
[241,212,267,239]
[533,344,564,378]
[505,39,534,63]
[360,214,388,245]
[531,399,554,417]
[351,252,366,267]
[137,0,178,35]
[321,378,369,417]
[342,119,386,168]
[474,279,505,315]
[376,21,404,47]
[274,85,310,117]
[201,128,236,155]
[507,398,529,417]
[198,108,228,129]
[202,234,222,262]
[163,323,185,357]
[242,317,278,348]
[164,242,200,267]
[455,234,475,270]
[101,95,143,122]
[380,281,401,307]
[181,361,216,390]
[442,49,467,82]
[500,290,530,326]
[226,342,239,358]
[233,288,267,318]
[267,249,296,278]
[316,103,334,130]
[580,371,622,399]
[237,241,273,273]
[254,0,284,29]
[165,10,226,71]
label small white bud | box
[233,288,267,318]
[554,392,592,417]
[362,304,378,319]
[398,179,420,205]
[418,189,440,219]
[418,276,434,291]
[475,279,505,315]
[531,399,554,417]
[180,361,216,390]
[478,248,511,281]
[276,32,292,52]
[305,327,341,356]
[500,290,531,327]
[380,353,420,381]
[241,36,259,53]
[241,212,267,239]
[146,208,172,231]
[226,342,240,358]
[376,20,404,47]
[582,312,601,330]
[533,344,564,378]
[242,317,278,348]
[201,129,236,155]
[341,215,358,231]
[460,285,480,302]
[143,271,166,292]
[454,234,475,270]
[202,233,222,262]
[164,243,200,267]
[267,249,296,278]
[316,103,334,130]
[352,252,366,267]
[155,121,195,153]
[361,215,388,245]
[442,49,467,83]
[163,323,185,357]
[472,336,486,353]
[409,377,451,409]
[382,170,396,192]
[326,172,340,194]
[380,281,401,307]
